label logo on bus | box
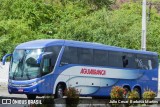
[80,68,106,75]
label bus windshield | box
[9,49,43,80]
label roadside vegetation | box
[1,0,160,58]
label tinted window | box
[136,54,158,70]
[122,53,137,69]
[152,56,158,69]
[94,49,108,66]
[45,46,61,54]
[78,48,93,65]
[61,47,78,65]
[108,51,123,68]
[45,46,61,69]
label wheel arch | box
[133,85,142,98]
[133,85,142,93]
[53,82,67,94]
[57,82,67,89]
[122,85,131,91]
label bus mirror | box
[2,54,12,65]
[37,52,53,64]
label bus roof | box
[15,39,158,56]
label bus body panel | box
[6,39,158,97]
[52,65,158,96]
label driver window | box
[42,58,52,75]
[45,46,61,69]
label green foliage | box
[110,86,124,99]
[143,90,156,99]
[64,87,80,107]
[56,2,143,49]
[64,87,80,98]
[0,0,160,59]
[128,90,140,99]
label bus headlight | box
[29,82,38,86]
[29,79,45,86]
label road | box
[0,86,27,107]
[0,87,26,98]
[0,86,160,107]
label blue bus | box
[2,39,158,99]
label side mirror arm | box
[2,54,12,65]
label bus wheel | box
[134,88,141,98]
[56,84,64,98]
[27,94,36,99]
[123,87,130,98]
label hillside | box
[0,0,160,58]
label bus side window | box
[147,56,157,70]
[60,46,78,66]
[122,55,128,68]
[136,54,149,70]
[122,53,137,69]
[151,56,158,69]
[93,49,108,66]
[45,46,61,68]
[78,48,93,65]
[108,51,123,68]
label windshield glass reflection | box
[10,49,43,80]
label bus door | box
[38,52,54,94]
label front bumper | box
[8,85,39,94]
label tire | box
[56,84,64,98]
[27,94,36,99]
[123,87,130,98]
[134,88,141,99]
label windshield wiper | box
[12,63,19,80]
[12,53,25,80]
[20,52,32,80]
[12,58,23,80]
[21,52,32,80]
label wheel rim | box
[57,87,63,98]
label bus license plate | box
[18,89,23,92]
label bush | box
[143,90,156,99]
[128,90,140,99]
[110,86,125,99]
[64,87,80,107]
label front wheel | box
[55,84,64,98]
[27,94,36,99]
